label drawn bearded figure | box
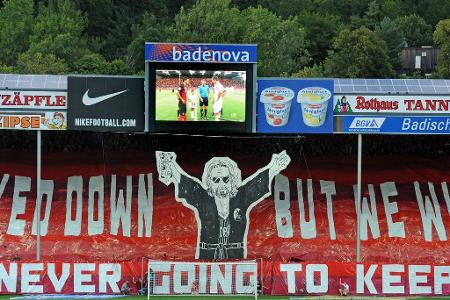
[156,151,291,260]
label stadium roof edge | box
[0,74,145,90]
[0,74,67,90]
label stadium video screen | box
[155,69,246,122]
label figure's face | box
[210,166,232,199]
[201,79,206,85]
[53,115,63,126]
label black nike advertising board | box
[67,76,145,132]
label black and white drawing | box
[156,150,291,259]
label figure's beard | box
[214,186,230,199]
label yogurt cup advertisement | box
[257,79,334,133]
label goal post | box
[147,260,258,299]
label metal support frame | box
[36,130,42,260]
[356,134,362,262]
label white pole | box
[147,263,150,300]
[144,63,149,132]
[141,257,144,292]
[356,134,362,262]
[254,260,258,300]
[36,130,42,261]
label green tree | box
[396,15,433,47]
[127,13,170,73]
[0,65,15,73]
[74,53,131,75]
[417,0,450,28]
[73,53,109,74]
[170,0,310,76]
[380,0,403,19]
[74,0,114,40]
[375,17,405,71]
[105,59,131,75]
[433,19,450,78]
[292,64,326,78]
[249,0,304,19]
[230,0,261,10]
[171,0,243,43]
[16,52,69,74]
[240,7,310,76]
[95,0,195,60]
[297,11,341,64]
[0,0,34,65]
[324,27,394,78]
[28,0,89,67]
[349,0,386,30]
[365,0,384,27]
[258,0,371,22]
[308,0,372,23]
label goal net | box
[147,260,258,298]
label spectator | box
[132,277,140,295]
[121,280,130,295]
[138,275,148,295]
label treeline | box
[0,0,450,78]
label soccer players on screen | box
[188,88,198,121]
[176,78,189,121]
[212,76,225,121]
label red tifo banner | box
[0,149,449,295]
[1,261,450,296]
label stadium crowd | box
[156,77,245,90]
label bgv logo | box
[349,117,385,129]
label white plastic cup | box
[297,87,332,127]
[260,87,295,127]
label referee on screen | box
[198,79,209,120]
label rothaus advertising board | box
[0,89,67,130]
[67,76,145,132]
[333,94,450,134]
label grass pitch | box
[155,89,245,122]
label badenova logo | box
[172,46,250,62]
[349,117,385,130]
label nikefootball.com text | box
[74,118,136,127]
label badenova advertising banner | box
[257,79,334,133]
[145,43,257,63]
[0,89,67,130]
[333,94,450,134]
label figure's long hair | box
[202,157,242,198]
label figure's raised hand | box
[269,150,291,176]
[156,151,179,185]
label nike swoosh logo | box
[82,89,128,106]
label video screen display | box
[155,69,246,122]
